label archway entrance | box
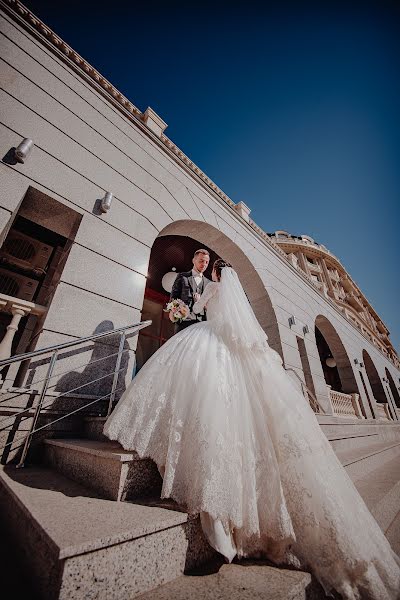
[136,220,281,372]
[315,316,359,394]
[135,235,220,372]
[314,315,365,416]
[385,369,400,409]
[363,350,395,420]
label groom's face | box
[193,253,209,273]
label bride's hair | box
[213,258,232,281]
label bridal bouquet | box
[164,299,190,323]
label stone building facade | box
[0,0,399,438]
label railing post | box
[351,393,364,419]
[16,350,58,468]
[107,332,126,417]
[383,403,393,421]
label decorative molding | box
[234,201,251,222]
[143,107,168,138]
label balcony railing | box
[328,388,364,419]
[345,292,364,313]
[0,293,47,363]
[375,403,392,421]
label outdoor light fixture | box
[14,138,34,163]
[359,362,364,368]
[302,325,309,335]
[100,191,113,213]
[354,358,359,365]
[288,316,296,327]
[326,356,337,368]
[161,267,177,293]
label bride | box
[104,259,400,599]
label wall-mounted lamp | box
[359,362,364,368]
[14,138,34,163]
[302,325,309,335]
[288,316,296,327]
[161,267,177,293]
[326,356,337,368]
[100,191,113,213]
[354,358,359,365]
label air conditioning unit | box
[0,230,53,272]
[0,268,39,302]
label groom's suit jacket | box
[170,270,211,323]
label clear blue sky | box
[23,0,400,351]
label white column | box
[351,393,365,419]
[0,305,31,360]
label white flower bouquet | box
[164,299,191,323]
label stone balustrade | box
[375,403,392,421]
[328,388,363,419]
[0,293,46,363]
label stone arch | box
[314,315,359,394]
[156,219,282,356]
[362,350,387,403]
[385,369,400,408]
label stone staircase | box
[0,416,399,600]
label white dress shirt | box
[192,268,203,287]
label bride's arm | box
[193,283,217,313]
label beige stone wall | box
[0,6,399,414]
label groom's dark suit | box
[170,270,211,333]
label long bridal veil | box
[217,267,275,354]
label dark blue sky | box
[23,0,400,351]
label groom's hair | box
[193,249,210,257]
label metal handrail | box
[0,320,151,467]
[0,346,131,398]
[0,321,151,368]
[0,355,131,428]
[284,367,325,413]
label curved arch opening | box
[136,220,281,371]
[362,350,386,403]
[385,369,400,408]
[315,315,359,396]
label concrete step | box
[136,561,326,600]
[317,415,400,454]
[0,465,215,600]
[0,407,84,465]
[44,438,162,501]
[353,454,400,534]
[336,440,400,482]
[385,511,400,556]
[0,390,108,465]
[45,435,400,506]
[84,415,108,441]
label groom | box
[170,249,211,333]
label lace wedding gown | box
[104,268,400,599]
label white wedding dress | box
[104,268,400,599]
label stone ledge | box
[0,465,187,558]
[45,438,139,462]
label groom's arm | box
[170,273,183,301]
